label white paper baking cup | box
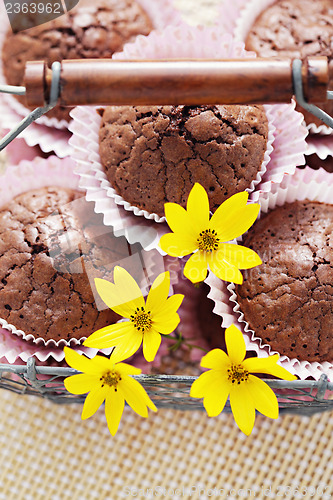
[306,135,333,160]
[206,168,333,380]
[0,326,113,364]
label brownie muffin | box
[245,0,333,127]
[99,104,269,216]
[2,0,153,121]
[236,200,333,362]
[0,186,143,342]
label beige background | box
[1,0,333,499]
[1,389,333,499]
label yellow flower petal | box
[95,267,145,317]
[164,202,198,240]
[159,232,197,257]
[243,355,297,381]
[108,330,143,364]
[81,385,108,420]
[83,322,134,349]
[105,389,125,436]
[113,266,145,310]
[64,347,104,376]
[146,272,170,316]
[229,383,256,436]
[184,252,208,283]
[119,375,157,416]
[247,375,279,419]
[153,313,180,335]
[190,370,224,398]
[218,244,262,270]
[142,328,162,362]
[152,294,184,324]
[209,192,260,242]
[64,373,98,395]
[203,382,230,417]
[94,278,132,317]
[200,349,230,371]
[91,355,117,372]
[186,183,210,232]
[225,325,246,365]
[116,363,142,376]
[208,251,243,284]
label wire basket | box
[0,358,333,415]
[1,58,333,416]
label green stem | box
[163,332,209,354]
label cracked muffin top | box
[98,105,269,217]
[235,200,333,362]
[244,0,333,127]
[0,187,143,342]
[2,0,153,121]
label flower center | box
[227,364,249,384]
[197,229,220,253]
[100,371,121,390]
[130,307,152,332]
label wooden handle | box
[24,57,332,108]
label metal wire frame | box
[1,58,333,150]
[0,60,333,414]
[0,358,333,415]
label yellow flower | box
[64,347,157,436]
[159,183,262,284]
[190,325,297,435]
[83,266,184,363]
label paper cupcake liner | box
[222,0,333,136]
[303,135,333,176]
[0,96,73,159]
[0,0,182,131]
[0,338,165,372]
[306,135,333,160]
[0,325,114,364]
[255,99,307,194]
[69,26,308,253]
[0,156,181,361]
[1,137,43,167]
[215,0,248,35]
[285,165,333,187]
[206,168,333,381]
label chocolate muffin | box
[235,200,333,362]
[244,0,333,127]
[2,0,153,121]
[99,104,269,216]
[0,186,143,342]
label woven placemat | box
[1,0,332,499]
[0,389,332,500]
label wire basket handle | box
[1,56,333,150]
